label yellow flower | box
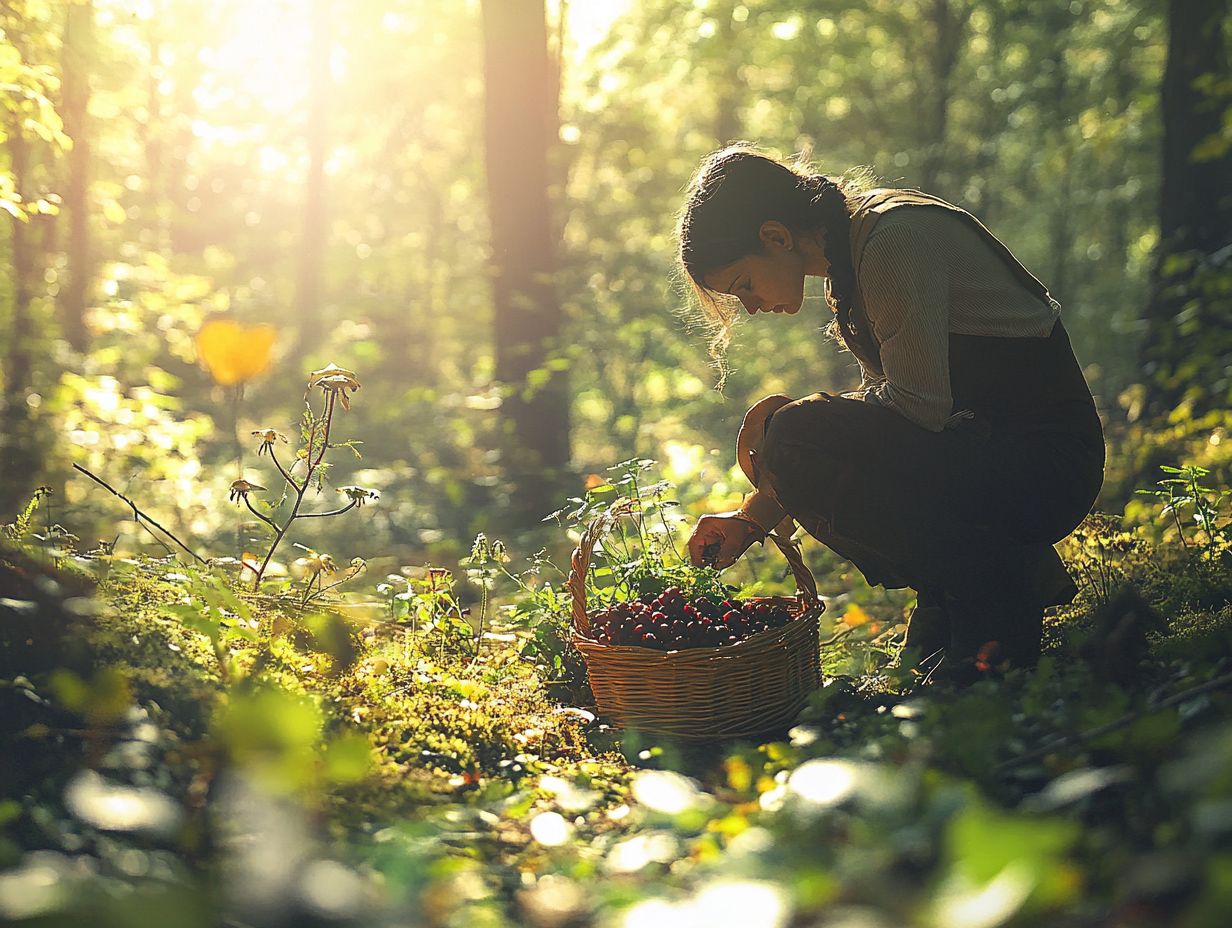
[196,319,277,386]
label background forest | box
[2,0,1228,564]
[4,2,1232,927]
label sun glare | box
[206,0,315,117]
[563,0,631,61]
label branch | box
[243,496,279,530]
[997,670,1232,773]
[296,500,358,519]
[72,464,207,565]
[267,445,299,491]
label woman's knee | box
[762,393,898,465]
[759,394,862,505]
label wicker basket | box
[568,520,826,740]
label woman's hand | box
[687,511,765,570]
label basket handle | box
[567,513,819,637]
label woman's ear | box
[758,221,794,251]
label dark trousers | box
[758,330,1104,664]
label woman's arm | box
[857,213,955,432]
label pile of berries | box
[586,586,794,650]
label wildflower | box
[338,485,379,506]
[196,319,276,386]
[293,552,337,578]
[228,479,267,503]
[251,429,289,455]
[308,363,361,410]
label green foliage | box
[159,566,259,682]
[1,485,51,540]
[1137,464,1231,564]
[502,459,745,684]
[377,566,479,662]
[4,484,1232,927]
[547,457,733,606]
[1060,512,1147,606]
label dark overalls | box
[758,195,1105,667]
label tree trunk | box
[919,0,964,194]
[481,0,571,520]
[2,114,37,516]
[1142,0,1232,412]
[714,1,741,146]
[58,0,93,353]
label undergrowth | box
[2,455,1232,926]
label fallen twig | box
[72,463,208,565]
[997,669,1232,773]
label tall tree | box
[917,0,965,193]
[58,0,93,353]
[1142,0,1232,412]
[481,0,571,520]
[1,5,61,516]
[2,110,37,516]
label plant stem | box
[657,493,684,563]
[317,565,363,598]
[72,464,207,564]
[252,391,336,589]
[299,572,319,609]
[1167,490,1191,554]
[313,391,336,467]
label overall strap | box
[845,189,1054,375]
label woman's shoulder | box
[852,187,969,223]
[852,190,975,265]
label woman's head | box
[676,145,860,370]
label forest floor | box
[3,497,1232,928]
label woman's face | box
[700,221,817,316]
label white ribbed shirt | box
[852,205,1060,432]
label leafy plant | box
[546,457,732,607]
[1062,512,1145,606]
[230,363,377,589]
[460,534,508,659]
[1136,464,1231,563]
[289,543,367,610]
[1,485,52,541]
[378,567,477,662]
[160,567,260,682]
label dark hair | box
[677,145,864,378]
